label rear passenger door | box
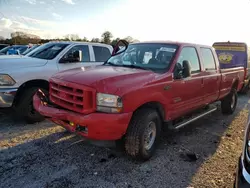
[200,47,220,104]
[170,47,204,119]
[57,44,93,71]
[91,45,111,64]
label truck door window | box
[63,45,90,62]
[200,48,216,70]
[177,47,200,73]
[93,46,111,62]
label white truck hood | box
[0,56,48,72]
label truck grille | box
[49,78,96,114]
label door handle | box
[201,78,204,87]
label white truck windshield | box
[27,43,69,60]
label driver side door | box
[169,46,204,119]
[57,45,93,71]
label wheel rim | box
[231,93,235,109]
[144,121,157,150]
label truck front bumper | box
[33,91,133,141]
[0,88,18,108]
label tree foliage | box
[101,31,113,44]
[0,31,139,46]
[64,34,80,41]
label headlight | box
[0,74,16,86]
[96,93,123,113]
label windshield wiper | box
[121,64,149,70]
[104,62,149,70]
[103,62,122,66]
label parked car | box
[213,41,250,94]
[0,46,11,55]
[21,44,40,55]
[33,40,245,160]
[7,45,29,55]
[234,115,250,188]
[0,44,9,50]
[0,45,28,55]
[0,41,113,123]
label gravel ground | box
[0,94,249,188]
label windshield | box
[27,43,69,60]
[0,45,28,55]
[0,46,11,54]
[106,43,178,73]
[16,46,28,54]
[0,45,8,50]
[22,45,39,55]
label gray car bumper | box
[0,88,18,108]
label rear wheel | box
[124,108,162,160]
[221,88,237,114]
[240,81,250,94]
[15,87,48,124]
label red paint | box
[33,42,245,141]
[33,94,132,140]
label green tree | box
[101,31,113,44]
[123,36,139,43]
[10,31,41,44]
[64,34,80,41]
[91,38,100,43]
[111,38,120,46]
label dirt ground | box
[0,94,249,188]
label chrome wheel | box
[231,93,235,109]
[144,121,157,150]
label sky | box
[0,0,250,45]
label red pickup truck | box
[33,41,245,160]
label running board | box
[171,106,218,130]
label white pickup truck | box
[0,41,113,123]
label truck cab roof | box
[131,40,212,49]
[48,41,112,48]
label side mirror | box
[112,40,129,56]
[174,63,183,79]
[59,50,82,63]
[182,60,191,78]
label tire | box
[240,82,250,94]
[15,87,48,124]
[221,88,237,114]
[124,108,162,161]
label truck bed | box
[219,67,245,100]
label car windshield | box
[105,43,178,73]
[16,46,28,54]
[27,43,69,60]
[22,45,39,55]
[0,45,8,50]
[0,46,11,54]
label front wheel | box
[15,87,48,124]
[124,108,162,161]
[221,88,238,114]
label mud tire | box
[124,108,162,161]
[221,88,237,115]
[15,87,48,124]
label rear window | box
[200,48,216,70]
[93,46,111,62]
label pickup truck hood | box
[0,56,48,71]
[53,65,157,95]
